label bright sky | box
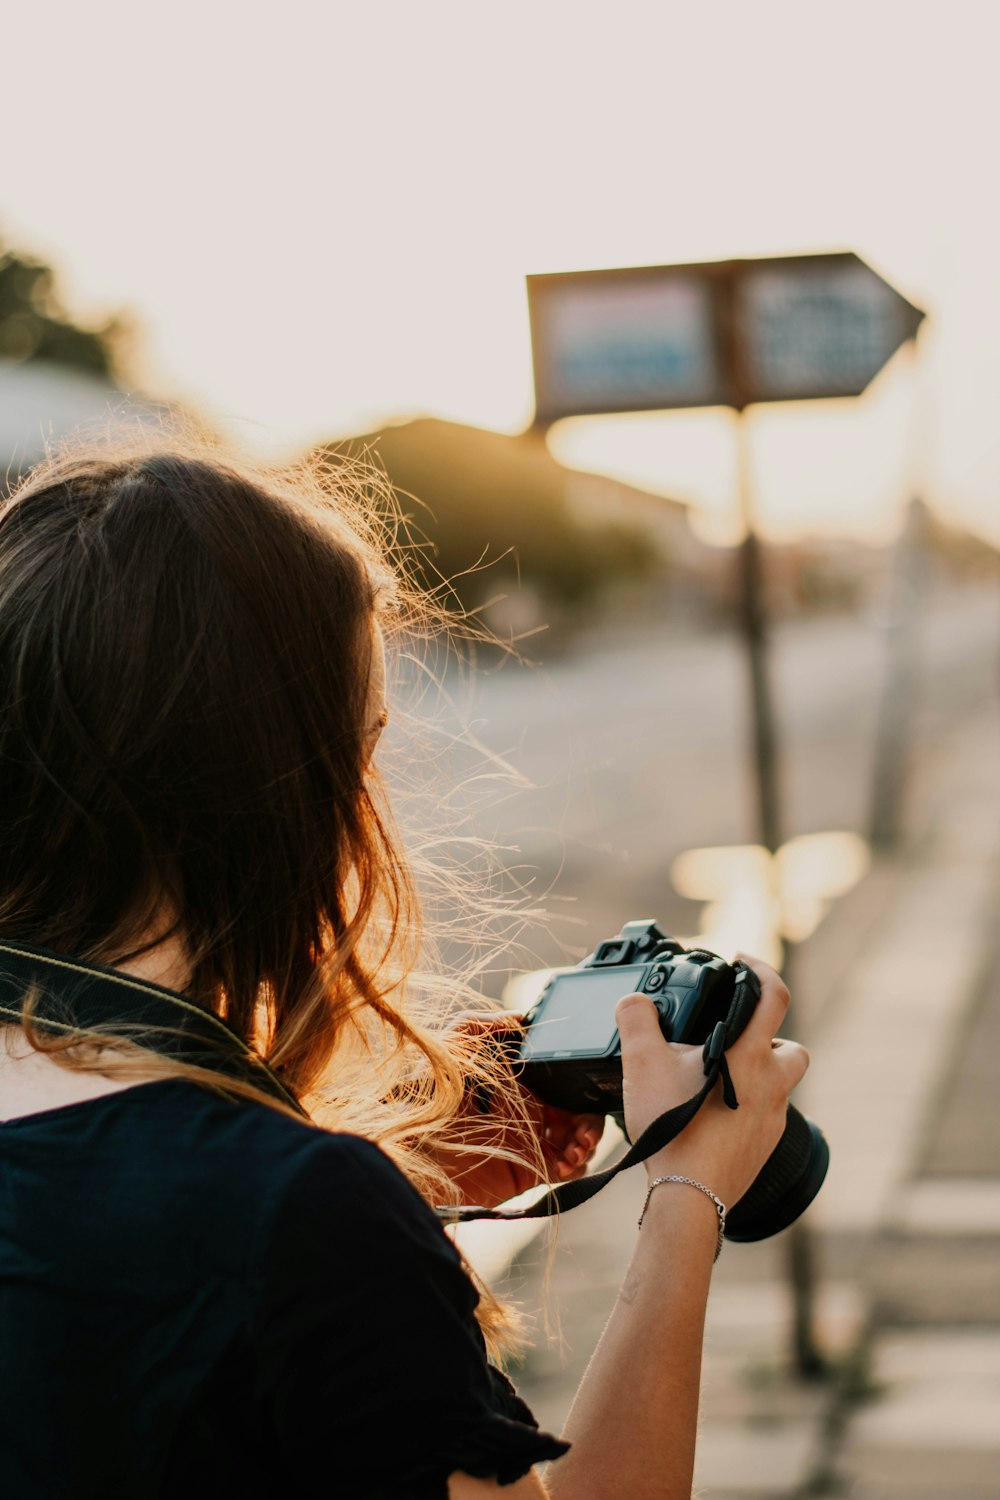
[2,1,998,544]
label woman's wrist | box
[639,1174,727,1260]
[635,1169,724,1260]
[645,1141,744,1209]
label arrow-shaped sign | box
[527,252,925,421]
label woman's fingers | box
[769,1037,810,1088]
[733,952,790,1041]
[448,1010,526,1043]
[541,1105,604,1170]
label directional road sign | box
[527,252,925,422]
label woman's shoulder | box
[54,1076,466,1312]
[127,1077,423,1199]
[219,1086,483,1336]
[135,1078,452,1258]
[23,1075,443,1273]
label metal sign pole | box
[734,407,825,1378]
[735,411,782,857]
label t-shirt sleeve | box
[248,1131,569,1497]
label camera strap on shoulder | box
[0,938,305,1115]
[434,963,757,1225]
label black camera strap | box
[0,938,757,1228]
[0,938,305,1115]
[435,963,757,1224]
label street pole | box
[869,496,928,849]
[735,412,781,858]
[734,409,825,1379]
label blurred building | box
[322,416,724,637]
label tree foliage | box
[0,232,129,378]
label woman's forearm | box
[547,1185,718,1500]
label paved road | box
[392,581,999,992]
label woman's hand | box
[617,954,809,1209]
[430,1013,604,1209]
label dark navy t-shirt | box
[0,1078,568,1498]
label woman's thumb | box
[615,991,663,1073]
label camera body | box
[518,919,754,1114]
[517,919,829,1242]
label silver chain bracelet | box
[638,1174,727,1262]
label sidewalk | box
[489,698,1000,1497]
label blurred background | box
[2,4,998,1494]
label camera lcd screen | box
[519,965,648,1060]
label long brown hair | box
[0,427,541,1353]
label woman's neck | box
[112,929,192,994]
[0,923,193,1122]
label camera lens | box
[724,1106,829,1241]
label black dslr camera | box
[517,920,829,1242]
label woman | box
[0,438,808,1499]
